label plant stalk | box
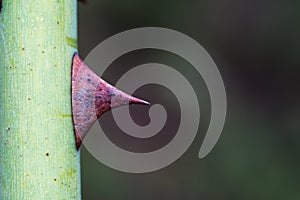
[0,0,81,199]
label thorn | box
[130,97,150,106]
[71,53,149,150]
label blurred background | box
[77,0,300,199]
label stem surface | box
[0,0,80,199]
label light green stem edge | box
[0,0,81,199]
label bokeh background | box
[77,0,300,199]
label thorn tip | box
[129,97,150,105]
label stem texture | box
[0,0,80,199]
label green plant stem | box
[0,0,81,199]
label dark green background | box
[78,0,300,199]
